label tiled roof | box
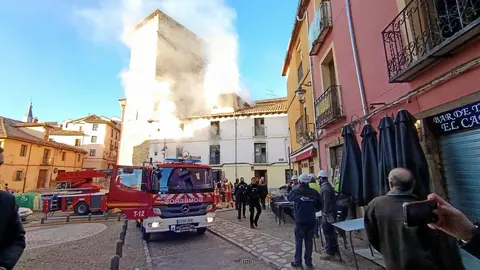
[282,0,311,76]
[0,117,87,153]
[50,129,84,136]
[183,97,288,120]
[68,114,121,130]
[14,122,55,128]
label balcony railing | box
[209,128,220,140]
[295,115,308,143]
[315,85,344,129]
[41,157,53,166]
[309,1,333,55]
[382,0,480,82]
[209,155,220,165]
[253,125,266,137]
[254,154,267,164]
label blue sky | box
[0,0,297,122]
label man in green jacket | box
[308,174,320,192]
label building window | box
[20,144,28,157]
[210,121,220,138]
[77,154,81,161]
[14,170,23,181]
[209,145,220,165]
[321,50,338,90]
[79,126,82,131]
[154,151,158,156]
[42,149,51,165]
[65,123,69,128]
[89,149,96,156]
[176,147,184,157]
[75,139,81,146]
[254,143,267,163]
[111,131,113,138]
[179,123,184,131]
[92,124,99,131]
[297,42,303,83]
[91,136,97,143]
[116,132,118,140]
[285,169,294,184]
[254,118,265,136]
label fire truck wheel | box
[197,228,207,234]
[142,227,151,241]
[74,202,90,216]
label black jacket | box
[234,182,248,200]
[0,191,26,270]
[258,184,268,199]
[287,183,322,223]
[365,192,464,270]
[245,184,261,203]
[463,223,480,259]
[319,181,336,223]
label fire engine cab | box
[137,157,216,241]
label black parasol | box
[360,123,379,206]
[377,116,397,196]
[339,124,363,205]
[394,109,430,200]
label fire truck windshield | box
[154,167,213,193]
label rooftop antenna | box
[265,89,279,98]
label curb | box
[142,240,153,270]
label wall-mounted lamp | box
[295,81,312,104]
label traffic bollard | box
[88,213,92,221]
[124,219,128,228]
[40,218,45,224]
[110,255,120,270]
[66,216,70,223]
[117,214,121,222]
[116,240,123,258]
[120,231,126,242]
[122,224,127,232]
[105,213,109,221]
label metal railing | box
[41,157,53,166]
[253,125,266,137]
[209,127,220,139]
[315,85,343,128]
[295,115,308,143]
[309,0,333,55]
[382,0,480,82]
[254,154,267,164]
[209,155,220,165]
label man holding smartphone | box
[0,147,26,270]
[364,168,463,270]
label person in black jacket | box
[258,177,268,210]
[235,177,248,220]
[318,170,339,260]
[0,147,26,270]
[246,177,262,228]
[287,174,322,270]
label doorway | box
[37,169,48,189]
[254,170,267,185]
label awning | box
[290,144,315,162]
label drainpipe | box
[345,0,369,117]
[234,113,238,179]
[305,7,321,170]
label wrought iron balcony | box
[296,115,313,144]
[254,154,267,164]
[209,156,220,165]
[253,125,266,137]
[309,1,333,55]
[382,0,480,82]
[315,85,344,129]
[41,157,53,166]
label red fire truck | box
[42,157,216,240]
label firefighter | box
[235,177,248,220]
[246,177,262,229]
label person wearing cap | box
[287,173,322,269]
[0,146,26,270]
[308,173,320,192]
[318,170,339,260]
[287,175,298,193]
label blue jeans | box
[294,222,315,266]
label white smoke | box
[74,0,243,139]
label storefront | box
[289,143,318,176]
[425,100,480,222]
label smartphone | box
[403,200,439,227]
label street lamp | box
[295,87,307,104]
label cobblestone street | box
[147,230,274,270]
[213,209,384,270]
[16,221,147,270]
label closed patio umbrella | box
[394,109,430,200]
[339,124,363,205]
[377,116,396,196]
[360,123,379,206]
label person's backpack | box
[294,196,316,223]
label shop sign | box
[426,101,480,135]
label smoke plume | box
[75,0,243,139]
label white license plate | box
[177,219,193,225]
[171,224,194,232]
